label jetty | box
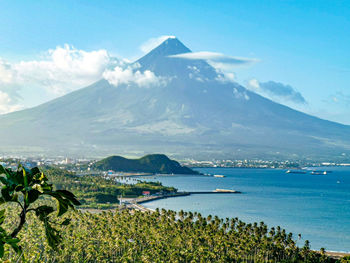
[122,189,241,205]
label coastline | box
[325,251,350,259]
[83,167,350,254]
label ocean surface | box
[141,167,350,252]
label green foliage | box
[44,167,176,208]
[92,154,198,174]
[341,256,350,262]
[0,165,80,257]
[0,209,21,257]
[0,208,336,262]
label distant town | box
[182,159,350,169]
[1,155,349,172]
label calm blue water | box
[142,167,350,252]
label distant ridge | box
[92,154,198,174]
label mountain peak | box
[136,37,219,78]
[138,37,191,63]
[157,37,190,54]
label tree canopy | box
[0,165,80,258]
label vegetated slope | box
[92,154,198,174]
[0,38,349,160]
[45,167,177,208]
[1,208,336,262]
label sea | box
[141,167,350,252]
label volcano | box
[0,37,349,160]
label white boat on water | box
[311,170,329,175]
[214,189,236,192]
[213,174,225,178]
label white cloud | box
[0,45,117,114]
[233,87,250,101]
[171,51,257,82]
[14,44,111,95]
[103,65,168,88]
[170,51,258,71]
[247,79,307,104]
[0,90,23,114]
[0,44,112,95]
[0,59,16,84]
[216,71,235,83]
[0,60,23,114]
[140,35,176,54]
[170,51,254,63]
[248,79,260,90]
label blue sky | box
[0,0,349,124]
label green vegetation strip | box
[45,167,177,209]
[1,207,341,262]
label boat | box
[214,189,236,193]
[285,169,307,174]
[213,174,225,178]
[311,170,329,175]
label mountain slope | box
[92,154,198,174]
[0,38,349,160]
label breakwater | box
[136,190,241,204]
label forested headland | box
[91,154,198,175]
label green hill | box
[92,154,198,174]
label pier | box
[127,189,241,205]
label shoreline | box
[324,251,350,259]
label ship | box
[285,169,307,174]
[311,170,330,175]
[214,189,236,193]
[213,174,225,178]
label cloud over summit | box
[170,51,258,71]
[170,51,256,64]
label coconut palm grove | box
[0,202,340,262]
